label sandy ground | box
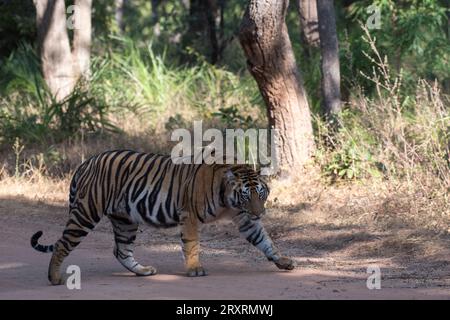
[0,195,449,300]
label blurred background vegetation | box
[0,0,448,189]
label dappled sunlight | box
[0,262,28,270]
[109,272,184,281]
[143,274,185,282]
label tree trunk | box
[188,0,204,36]
[205,0,219,64]
[72,0,92,79]
[298,0,320,47]
[33,0,75,101]
[33,0,92,100]
[317,0,341,117]
[239,0,315,173]
[151,0,161,37]
[186,0,221,64]
[181,0,190,10]
[444,0,450,94]
[115,0,127,33]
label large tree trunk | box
[298,0,320,47]
[72,0,92,79]
[33,0,92,100]
[317,0,341,117]
[33,0,75,101]
[239,0,315,173]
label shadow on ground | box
[0,195,449,299]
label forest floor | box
[0,177,449,299]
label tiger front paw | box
[274,256,297,271]
[186,266,208,277]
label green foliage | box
[0,86,118,145]
[0,42,42,97]
[109,37,179,117]
[343,0,449,93]
[319,138,382,181]
[0,45,118,146]
[323,144,367,180]
[95,36,263,126]
[0,0,36,58]
[212,106,256,128]
[287,0,449,109]
[315,111,381,182]
[0,37,263,147]
[316,26,449,185]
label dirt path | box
[0,196,449,299]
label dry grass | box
[3,156,446,236]
[0,175,68,205]
[270,174,450,234]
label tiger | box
[30,150,296,285]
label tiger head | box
[221,166,270,218]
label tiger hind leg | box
[48,209,98,285]
[110,215,157,276]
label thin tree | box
[186,0,221,64]
[115,0,127,33]
[33,0,92,101]
[239,0,315,173]
[72,0,92,79]
[298,0,320,48]
[317,0,341,118]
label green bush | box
[0,45,118,146]
[0,0,36,58]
